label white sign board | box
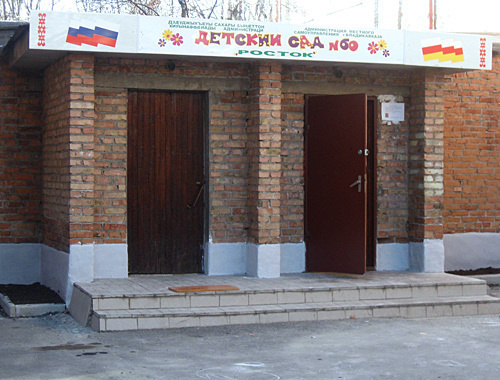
[381,102,405,122]
[30,11,493,70]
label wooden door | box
[128,91,205,274]
[305,94,368,274]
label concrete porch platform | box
[69,272,500,332]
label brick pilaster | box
[247,63,282,245]
[43,54,95,251]
[93,89,127,244]
[409,69,446,242]
[68,54,95,246]
[209,89,249,243]
[280,93,304,243]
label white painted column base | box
[246,243,281,278]
[42,244,128,304]
[376,242,447,273]
[206,242,306,277]
[66,244,128,302]
[205,242,246,275]
[409,239,444,272]
[280,242,306,274]
[376,243,409,271]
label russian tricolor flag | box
[66,20,119,48]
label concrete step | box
[69,273,497,331]
[73,280,488,312]
[90,295,500,332]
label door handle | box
[349,175,362,193]
[187,182,204,209]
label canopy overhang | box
[3,11,497,72]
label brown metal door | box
[305,94,367,274]
[128,91,205,274]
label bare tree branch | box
[177,0,188,17]
[207,0,217,18]
[70,0,301,22]
[126,0,160,15]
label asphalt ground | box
[1,306,500,380]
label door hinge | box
[200,243,205,272]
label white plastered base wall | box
[0,244,41,284]
[375,243,409,271]
[0,243,128,305]
[15,233,500,304]
[207,240,443,274]
[376,240,445,272]
[409,240,445,272]
[205,242,306,277]
[444,232,500,271]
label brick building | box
[0,13,498,303]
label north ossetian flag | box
[422,38,464,63]
[66,19,119,47]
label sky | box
[290,0,500,33]
[47,0,500,33]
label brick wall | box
[43,54,96,251]
[91,58,425,249]
[281,64,412,245]
[376,98,410,243]
[40,53,472,254]
[94,57,251,245]
[209,89,249,243]
[5,47,499,274]
[409,69,446,241]
[54,54,482,252]
[280,93,304,243]
[94,89,127,244]
[443,56,500,234]
[247,63,282,245]
[43,56,72,251]
[68,54,95,246]
[0,62,43,243]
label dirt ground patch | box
[0,283,64,305]
[447,267,500,276]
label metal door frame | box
[304,94,377,272]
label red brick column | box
[408,68,446,271]
[209,90,249,243]
[280,93,305,243]
[248,63,282,244]
[93,89,127,244]
[43,56,71,251]
[68,54,96,246]
[43,54,95,251]
[246,63,282,277]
